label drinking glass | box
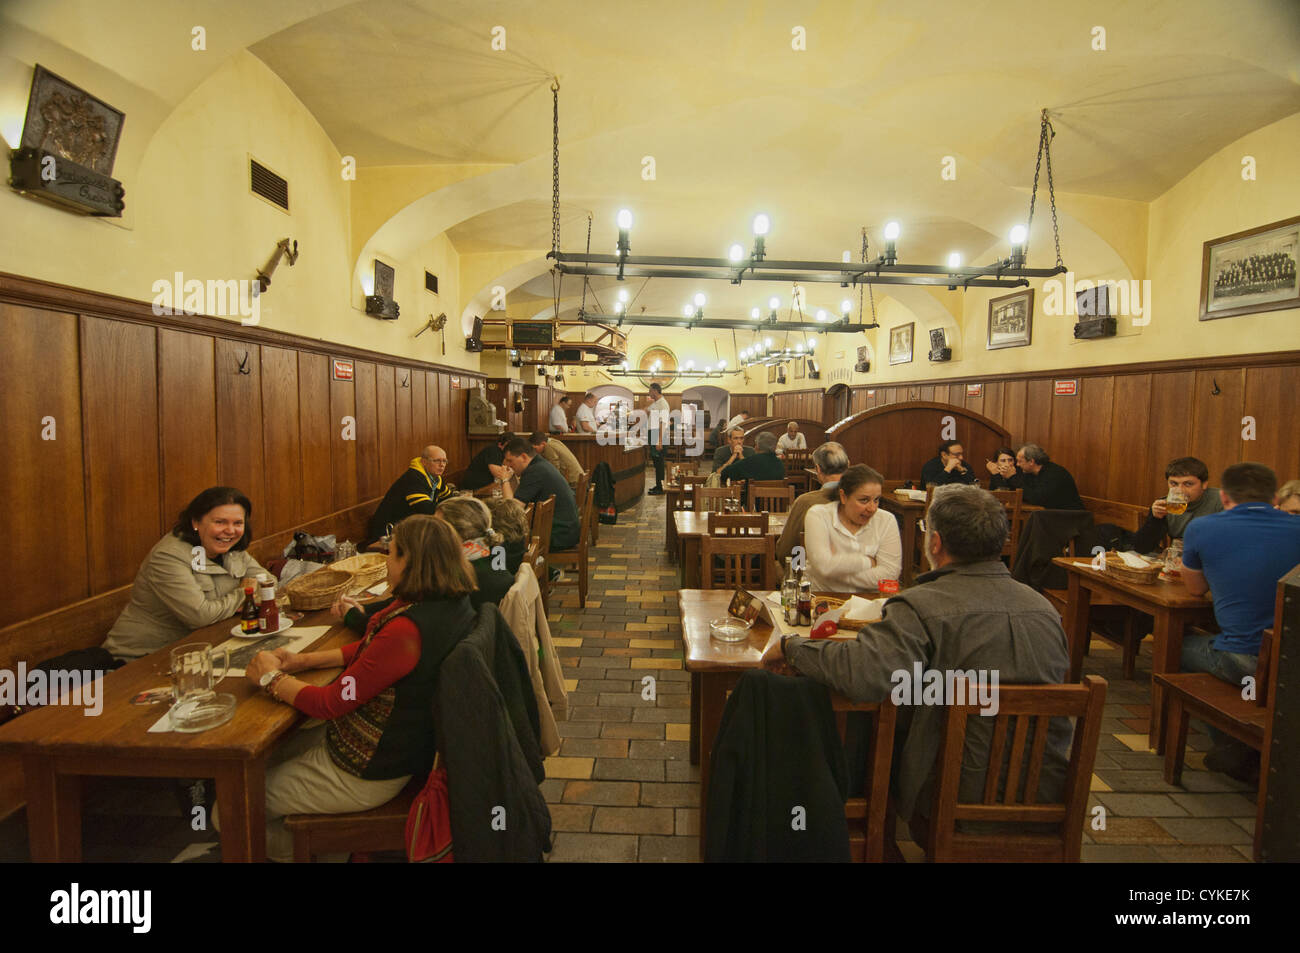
[1165,488,1188,516]
[169,643,231,705]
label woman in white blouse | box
[803,464,902,592]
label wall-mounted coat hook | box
[237,351,252,375]
[400,372,410,388]
[1211,377,1221,395]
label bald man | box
[367,444,455,543]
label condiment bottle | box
[240,584,261,634]
[257,573,280,632]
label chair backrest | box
[783,450,812,475]
[700,533,776,590]
[521,502,534,524]
[673,479,703,512]
[574,483,594,556]
[991,488,1024,565]
[1255,627,1273,709]
[573,471,590,517]
[532,495,556,559]
[524,534,541,581]
[695,485,743,514]
[707,511,769,537]
[925,674,1107,862]
[748,480,795,513]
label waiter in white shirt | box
[549,395,571,433]
[575,392,598,433]
[776,420,807,457]
[646,382,670,495]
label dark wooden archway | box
[825,401,1011,482]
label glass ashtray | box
[709,617,753,643]
[171,692,237,733]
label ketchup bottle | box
[257,573,280,633]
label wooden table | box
[674,510,787,588]
[1054,557,1215,750]
[879,494,927,586]
[679,588,895,859]
[0,608,353,862]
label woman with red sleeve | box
[233,515,478,862]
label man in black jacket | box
[920,440,980,488]
[461,432,516,491]
[1005,443,1085,510]
[366,445,454,543]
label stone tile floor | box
[0,476,1259,862]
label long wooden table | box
[879,494,927,586]
[679,588,895,860]
[674,510,787,588]
[0,607,353,862]
[1054,556,1215,750]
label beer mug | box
[170,643,231,705]
[1165,488,1188,516]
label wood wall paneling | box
[81,316,162,591]
[1107,375,1153,501]
[328,372,358,511]
[425,371,439,452]
[1001,379,1027,446]
[1073,376,1115,502]
[1243,365,1300,481]
[1145,371,1195,492]
[259,346,303,534]
[353,361,379,499]
[0,305,89,626]
[1191,367,1245,488]
[376,364,398,485]
[214,337,266,513]
[395,367,414,463]
[410,368,427,445]
[157,329,217,537]
[297,351,332,524]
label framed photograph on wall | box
[888,322,914,365]
[1199,215,1300,321]
[987,289,1034,350]
[794,357,805,379]
[767,363,776,383]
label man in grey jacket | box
[770,484,1072,825]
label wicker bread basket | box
[811,595,873,631]
[332,553,388,594]
[283,568,353,610]
[1101,552,1161,585]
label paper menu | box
[215,625,334,677]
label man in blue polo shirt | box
[1181,462,1300,781]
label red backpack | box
[405,754,454,863]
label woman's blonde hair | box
[436,496,502,546]
[1278,479,1300,507]
[390,514,476,601]
[484,497,529,546]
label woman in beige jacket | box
[103,486,265,661]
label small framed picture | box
[1199,215,1300,321]
[987,289,1034,350]
[889,323,914,365]
[795,357,805,379]
[767,363,777,382]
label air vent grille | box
[250,158,289,211]
[425,271,438,294]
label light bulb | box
[683,305,693,317]
[614,300,624,313]
[1009,224,1027,244]
[719,359,727,368]
[751,307,760,320]
[948,252,962,269]
[617,208,633,230]
[842,250,852,263]
[816,310,827,322]
[685,360,694,370]
[704,364,713,373]
[360,275,375,297]
[752,214,770,236]
[728,243,744,262]
[693,292,706,308]
[796,344,804,354]
[840,299,852,314]
[621,360,629,370]
[768,296,780,310]
[618,288,629,302]
[764,337,773,348]
[884,221,900,241]
[808,335,818,348]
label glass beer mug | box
[1165,488,1188,516]
[169,642,231,706]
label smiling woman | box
[101,487,266,662]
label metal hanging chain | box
[579,213,593,317]
[551,80,561,257]
[1026,108,1064,269]
[859,227,878,328]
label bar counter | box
[467,432,649,509]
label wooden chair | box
[550,483,594,608]
[523,534,542,584]
[990,488,1024,570]
[1155,625,1278,860]
[706,511,768,537]
[904,674,1107,862]
[573,471,595,547]
[694,485,743,515]
[699,532,776,590]
[531,496,555,615]
[748,480,795,514]
[831,694,898,863]
[284,776,422,862]
[783,451,813,493]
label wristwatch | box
[259,669,285,698]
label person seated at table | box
[776,421,807,457]
[1001,443,1085,509]
[720,431,786,484]
[461,431,516,491]
[1180,463,1300,782]
[434,497,515,608]
[802,464,902,591]
[366,445,454,544]
[1276,479,1300,515]
[920,440,980,487]
[1127,456,1223,553]
[530,431,582,489]
[575,392,599,433]
[237,515,478,863]
[776,441,849,560]
[772,484,1072,832]
[712,426,755,472]
[485,496,530,573]
[102,486,265,662]
[726,410,752,430]
[549,395,572,433]
[498,437,581,552]
[985,447,1018,490]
